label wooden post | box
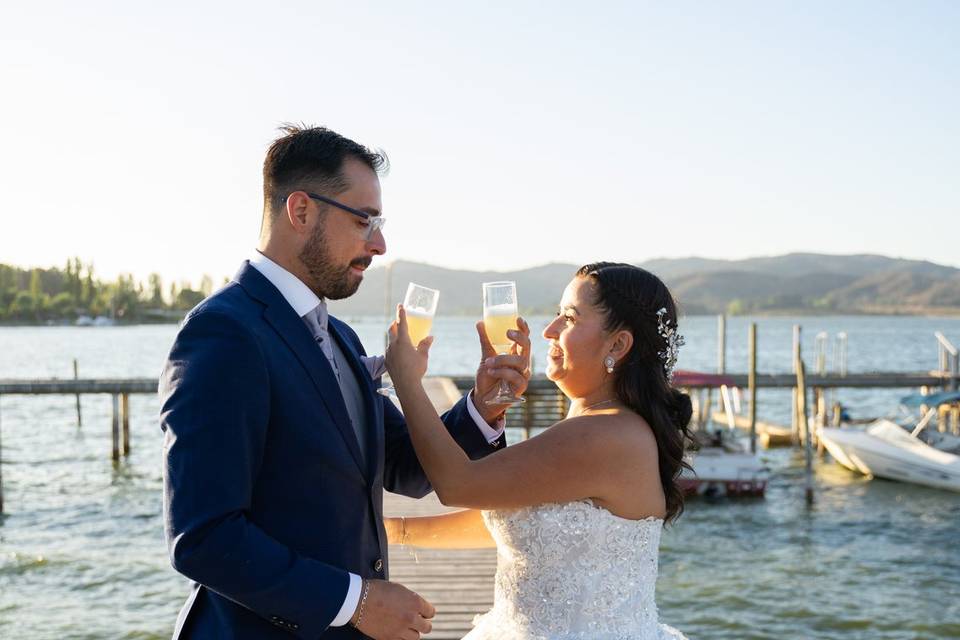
[0,394,4,514]
[121,393,131,456]
[111,394,120,462]
[816,389,827,429]
[73,359,82,428]
[838,332,848,377]
[702,315,725,421]
[717,315,726,374]
[797,358,815,505]
[816,389,827,456]
[704,389,713,429]
[952,352,959,393]
[792,325,802,443]
[815,332,827,376]
[700,388,712,431]
[832,402,842,427]
[793,325,801,372]
[813,386,825,456]
[791,388,799,437]
[748,323,757,454]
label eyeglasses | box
[287,191,386,241]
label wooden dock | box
[2,371,959,514]
[1,371,953,398]
[384,492,495,640]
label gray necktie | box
[303,304,367,465]
[303,304,340,381]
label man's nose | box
[367,227,386,255]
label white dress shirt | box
[248,250,505,626]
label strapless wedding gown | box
[464,500,688,640]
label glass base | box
[485,393,526,406]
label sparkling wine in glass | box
[378,282,440,397]
[482,281,525,405]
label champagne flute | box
[378,282,440,397]
[482,281,525,405]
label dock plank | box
[384,492,496,639]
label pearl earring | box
[604,356,615,373]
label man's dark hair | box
[262,123,389,216]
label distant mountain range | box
[328,253,960,317]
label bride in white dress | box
[384,262,692,639]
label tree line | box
[0,258,223,324]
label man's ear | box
[284,191,311,232]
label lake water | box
[1,315,959,639]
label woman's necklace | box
[580,399,619,413]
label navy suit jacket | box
[160,262,504,639]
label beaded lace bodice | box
[464,500,686,640]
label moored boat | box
[679,429,770,497]
[818,391,960,493]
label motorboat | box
[818,390,960,493]
[679,428,770,498]
[672,371,770,497]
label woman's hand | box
[473,317,532,420]
[385,304,433,385]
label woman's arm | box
[386,308,651,511]
[385,509,495,549]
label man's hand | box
[473,316,532,422]
[352,579,435,640]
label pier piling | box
[1,395,4,514]
[717,314,726,374]
[121,393,130,456]
[796,359,815,505]
[73,359,82,428]
[936,332,958,393]
[792,325,801,442]
[748,323,757,454]
[111,394,120,462]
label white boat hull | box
[679,449,769,497]
[819,420,960,493]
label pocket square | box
[360,355,387,380]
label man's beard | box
[299,223,372,300]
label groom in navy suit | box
[160,125,531,639]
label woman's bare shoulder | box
[551,412,665,517]
[548,411,658,458]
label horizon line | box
[3,250,959,285]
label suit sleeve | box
[381,391,507,498]
[333,321,506,499]
[160,311,349,638]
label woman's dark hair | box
[576,262,694,523]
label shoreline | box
[4,309,960,328]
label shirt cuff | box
[466,391,506,444]
[329,573,362,627]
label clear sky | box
[1,1,957,285]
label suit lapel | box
[329,319,383,482]
[236,263,366,476]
